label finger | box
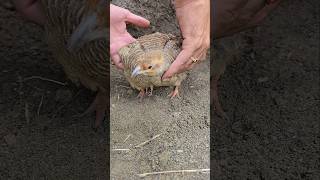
[111,54,124,70]
[162,49,193,79]
[125,12,150,28]
[184,48,204,68]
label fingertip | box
[142,19,150,27]
[118,63,124,70]
[111,54,122,67]
[126,13,150,28]
[162,69,174,80]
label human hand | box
[110,4,150,70]
[213,0,281,39]
[12,0,45,25]
[162,0,210,80]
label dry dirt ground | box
[0,0,319,180]
[111,1,210,179]
[211,0,319,179]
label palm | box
[110,4,150,69]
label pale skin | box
[13,0,280,78]
[109,4,150,70]
[162,0,210,80]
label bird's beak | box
[67,14,98,51]
[131,66,142,77]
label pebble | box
[257,77,269,83]
[172,112,181,118]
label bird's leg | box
[211,75,228,119]
[168,86,180,99]
[147,86,154,96]
[137,89,145,101]
[75,91,107,129]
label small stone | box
[172,112,181,118]
[257,77,269,83]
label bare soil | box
[211,0,319,179]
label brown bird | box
[118,32,187,99]
[41,0,108,128]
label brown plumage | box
[40,0,108,128]
[118,32,187,98]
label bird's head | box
[131,51,169,77]
[67,0,107,51]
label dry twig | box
[37,94,44,116]
[123,134,132,143]
[135,133,162,148]
[137,168,210,178]
[23,76,66,86]
[117,85,131,89]
[111,149,130,152]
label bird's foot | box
[211,77,229,120]
[147,87,153,97]
[74,91,107,130]
[168,86,180,99]
[137,90,145,102]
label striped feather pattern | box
[119,32,186,91]
[41,0,109,92]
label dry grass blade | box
[134,133,162,148]
[123,134,132,143]
[37,94,44,116]
[137,168,210,178]
[111,149,130,152]
[117,85,131,89]
[23,76,66,86]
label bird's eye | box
[148,66,152,69]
